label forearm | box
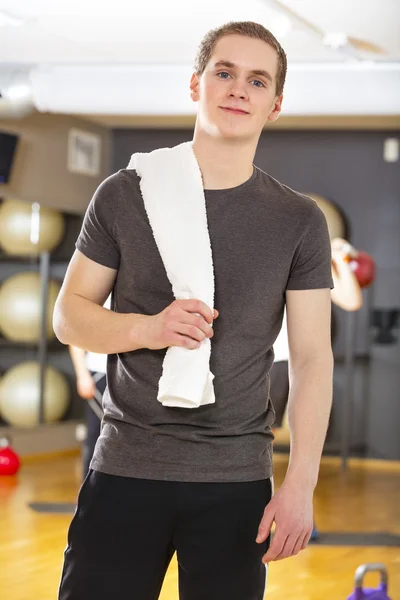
[331,255,363,311]
[68,345,90,378]
[285,355,334,489]
[53,293,149,354]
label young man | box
[54,21,334,600]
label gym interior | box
[0,2,399,599]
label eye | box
[251,79,265,88]
[217,71,231,79]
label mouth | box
[220,107,249,115]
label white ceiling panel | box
[0,0,399,117]
[1,0,399,64]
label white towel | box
[127,141,215,409]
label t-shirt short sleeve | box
[76,174,121,270]
[286,201,334,291]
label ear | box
[190,73,200,102]
[267,95,283,123]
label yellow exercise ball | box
[0,361,70,427]
[306,193,346,241]
[0,198,65,255]
[0,272,61,342]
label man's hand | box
[143,299,219,351]
[255,477,314,563]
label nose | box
[228,79,248,100]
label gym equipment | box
[349,251,376,288]
[307,193,347,240]
[0,198,64,255]
[0,272,61,342]
[346,563,391,599]
[0,437,21,476]
[339,242,376,289]
[371,308,399,344]
[0,361,70,427]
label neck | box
[192,128,258,191]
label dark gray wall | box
[112,128,400,460]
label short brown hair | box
[193,21,287,96]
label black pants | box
[58,471,272,600]
[82,372,106,478]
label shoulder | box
[256,167,314,208]
[90,169,142,215]
[96,168,141,196]
[255,166,323,224]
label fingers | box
[286,535,304,560]
[256,504,275,544]
[176,299,214,324]
[262,527,288,563]
[167,301,218,349]
[175,320,214,344]
[172,333,203,350]
[186,313,215,337]
[262,528,313,564]
[301,529,312,549]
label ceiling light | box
[6,83,32,101]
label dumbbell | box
[339,241,376,288]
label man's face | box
[191,34,283,140]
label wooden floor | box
[1,452,399,600]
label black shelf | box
[0,252,40,264]
[0,336,65,350]
[0,252,72,265]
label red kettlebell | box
[0,437,21,476]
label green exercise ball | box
[0,272,61,342]
[0,362,70,427]
[0,198,65,255]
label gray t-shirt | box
[76,164,334,483]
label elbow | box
[291,350,334,374]
[52,299,69,345]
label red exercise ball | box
[0,437,21,476]
[349,251,376,288]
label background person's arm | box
[330,238,363,312]
[68,344,96,400]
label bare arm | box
[53,250,149,353]
[330,238,363,312]
[285,287,334,489]
[68,344,97,399]
[256,288,334,561]
[68,345,90,379]
[54,250,217,354]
